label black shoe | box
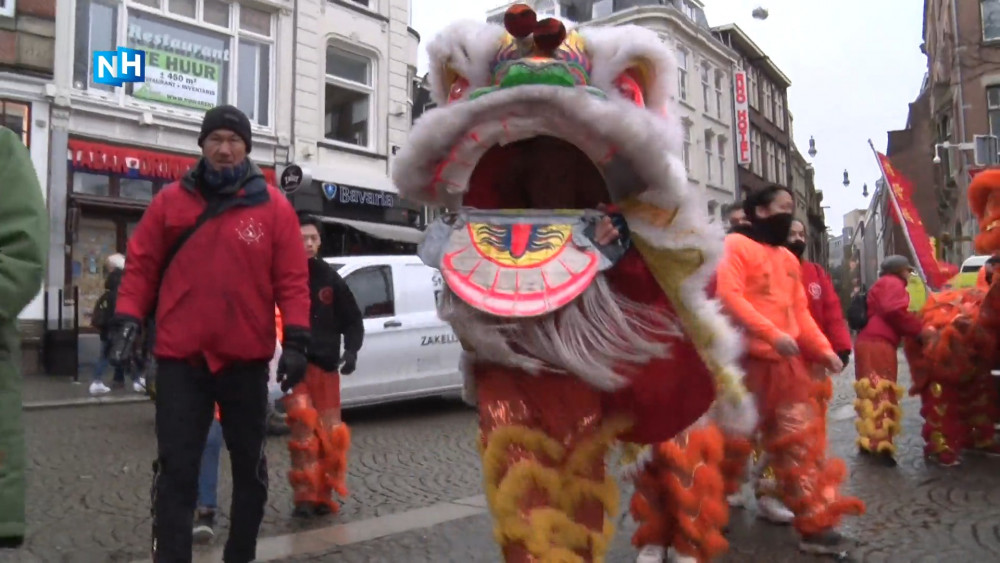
[292,503,316,518]
[314,503,333,517]
[0,536,24,549]
[799,528,852,556]
[873,452,897,467]
[192,509,216,543]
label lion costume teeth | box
[392,5,755,560]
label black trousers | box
[151,359,270,563]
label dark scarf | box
[730,212,794,247]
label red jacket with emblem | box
[800,260,852,353]
[115,163,310,372]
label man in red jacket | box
[107,105,311,563]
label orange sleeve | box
[789,253,834,359]
[275,306,283,342]
[715,235,786,345]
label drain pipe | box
[290,0,299,164]
[950,0,970,237]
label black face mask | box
[786,240,807,258]
[752,213,794,246]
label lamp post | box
[842,169,850,188]
[808,136,817,158]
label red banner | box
[68,139,277,186]
[873,150,952,289]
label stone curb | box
[23,395,151,411]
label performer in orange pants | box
[285,366,350,514]
[715,186,864,555]
[284,215,364,517]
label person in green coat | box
[0,126,48,548]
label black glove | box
[277,326,309,393]
[837,350,851,366]
[340,350,358,375]
[108,315,141,367]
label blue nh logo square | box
[92,47,146,87]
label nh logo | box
[92,47,146,87]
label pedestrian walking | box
[89,253,144,395]
[107,105,311,563]
[0,126,48,550]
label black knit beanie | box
[198,105,252,153]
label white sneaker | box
[726,492,744,508]
[757,495,795,524]
[133,377,147,393]
[89,381,112,395]
[636,545,666,563]
[667,548,697,563]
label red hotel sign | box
[733,71,751,165]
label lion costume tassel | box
[392,5,755,561]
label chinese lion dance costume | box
[901,169,1000,466]
[392,5,756,562]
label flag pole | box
[867,139,932,289]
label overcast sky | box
[410,1,927,232]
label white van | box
[324,255,464,408]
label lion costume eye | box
[614,70,645,107]
[447,75,470,104]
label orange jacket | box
[715,233,834,361]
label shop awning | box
[320,216,426,244]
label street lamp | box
[752,6,769,20]
[862,183,869,197]
[842,169,850,188]
[808,136,817,158]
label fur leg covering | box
[962,371,1000,451]
[767,401,865,536]
[316,421,351,512]
[719,435,753,496]
[285,392,324,505]
[630,425,729,562]
[920,381,965,464]
[476,364,627,563]
[853,377,904,456]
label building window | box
[346,0,370,7]
[704,130,714,183]
[774,90,785,130]
[988,86,1000,137]
[762,81,773,121]
[681,1,696,20]
[717,136,726,184]
[683,122,692,173]
[701,63,711,112]
[983,0,1000,41]
[343,265,395,318]
[71,171,160,201]
[325,46,374,148]
[714,70,725,118]
[71,0,274,125]
[751,127,763,177]
[777,148,787,186]
[747,66,758,109]
[0,100,30,147]
[765,139,777,182]
[676,48,688,101]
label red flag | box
[871,147,952,290]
